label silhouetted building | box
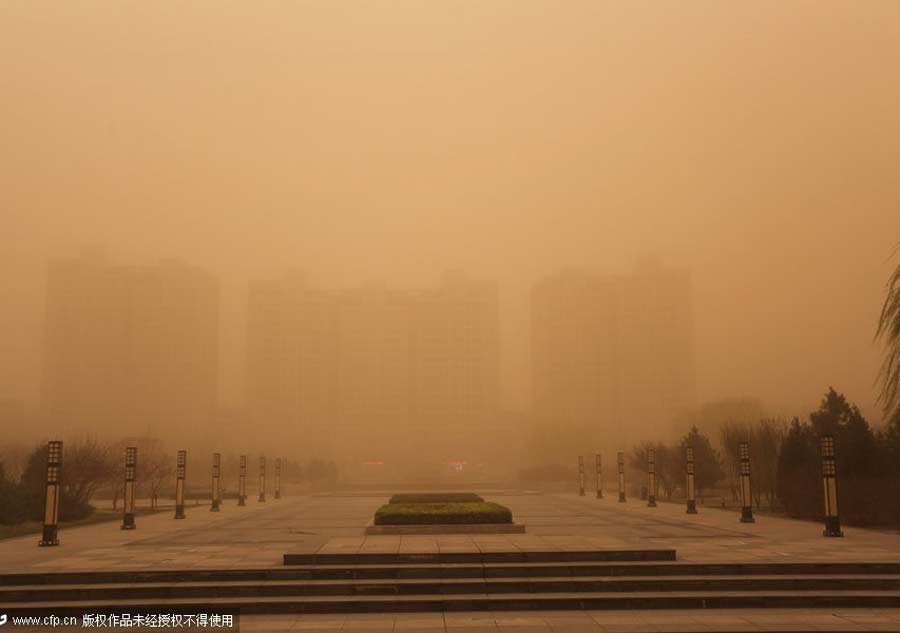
[246,272,499,462]
[246,272,337,455]
[41,250,219,443]
[531,259,694,453]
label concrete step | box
[4,561,900,586]
[3,574,900,603]
[5,589,900,616]
[283,549,677,565]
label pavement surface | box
[3,491,898,572]
[3,491,900,631]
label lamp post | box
[578,455,585,496]
[647,448,657,507]
[685,446,697,514]
[275,458,282,500]
[595,454,603,499]
[238,455,247,506]
[258,456,266,502]
[820,435,843,537]
[38,440,63,547]
[174,450,186,519]
[739,441,754,523]
[122,446,137,530]
[617,451,626,503]
[210,452,221,512]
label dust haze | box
[2,1,899,467]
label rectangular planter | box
[364,522,526,535]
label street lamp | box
[647,448,657,508]
[275,458,282,500]
[211,452,221,512]
[685,446,697,514]
[595,454,603,499]
[739,441,754,523]
[38,440,63,547]
[122,446,137,530]
[174,450,186,519]
[577,455,585,496]
[238,455,247,506]
[258,456,266,502]
[820,435,843,537]
[617,451,626,503]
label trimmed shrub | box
[388,493,483,504]
[374,502,512,525]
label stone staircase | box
[4,550,900,616]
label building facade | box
[41,251,219,443]
[531,260,695,454]
[245,272,500,463]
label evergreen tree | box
[775,417,821,519]
[776,388,898,526]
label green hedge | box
[388,493,484,504]
[374,502,512,525]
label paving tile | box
[290,617,347,631]
[494,617,549,626]
[596,626,658,633]
[545,624,602,633]
[394,619,447,630]
[240,616,299,631]
[586,614,647,625]
[444,616,500,629]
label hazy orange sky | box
[2,1,899,425]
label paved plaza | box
[3,491,900,631]
[3,491,899,572]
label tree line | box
[630,388,900,527]
[0,438,338,526]
[519,386,900,529]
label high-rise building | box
[246,272,338,455]
[409,273,500,458]
[531,259,694,453]
[245,272,499,462]
[41,250,219,442]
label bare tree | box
[21,436,117,520]
[106,436,172,510]
[719,420,751,503]
[629,442,679,500]
[720,418,786,511]
[752,418,787,510]
[140,439,174,509]
[0,442,30,481]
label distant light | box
[363,460,385,466]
